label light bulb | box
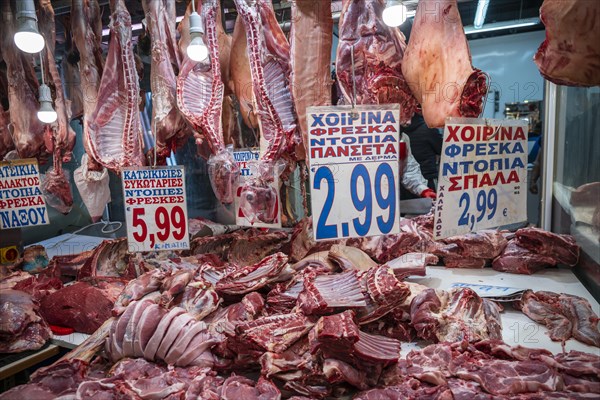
[37,109,58,124]
[38,84,57,124]
[14,31,45,54]
[14,0,45,54]
[187,36,209,62]
[383,1,408,27]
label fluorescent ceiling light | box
[465,18,540,35]
[474,0,490,29]
[102,15,184,37]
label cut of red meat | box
[534,0,600,87]
[177,280,221,320]
[322,358,369,390]
[216,253,288,295]
[143,306,185,361]
[354,330,401,366]
[328,245,377,272]
[411,288,503,343]
[113,269,166,316]
[220,375,281,400]
[298,271,367,315]
[0,289,50,353]
[516,290,600,348]
[492,241,557,274]
[39,281,114,334]
[515,227,580,266]
[228,231,289,265]
[236,312,314,353]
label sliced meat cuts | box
[216,252,289,295]
[177,0,238,204]
[2,1,46,160]
[411,288,503,343]
[236,312,314,353]
[39,281,115,334]
[234,0,298,223]
[534,0,600,87]
[86,0,145,171]
[516,290,600,347]
[142,0,188,162]
[290,0,333,156]
[402,0,488,128]
[328,244,377,272]
[336,0,418,124]
[514,227,580,266]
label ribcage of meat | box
[336,0,419,125]
[0,108,14,160]
[290,0,333,157]
[177,0,238,204]
[2,2,46,159]
[38,0,75,214]
[142,0,188,162]
[230,17,259,130]
[534,0,600,87]
[234,0,298,223]
[401,0,488,128]
[86,0,145,171]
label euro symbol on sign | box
[503,208,507,217]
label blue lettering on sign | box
[314,166,337,240]
[0,207,47,228]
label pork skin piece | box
[86,0,145,171]
[534,0,600,87]
[402,0,488,128]
[290,0,333,155]
[336,0,419,125]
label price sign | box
[122,166,190,252]
[308,105,400,241]
[0,159,49,229]
[233,148,281,228]
[433,118,528,239]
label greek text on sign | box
[233,149,281,228]
[0,159,49,229]
[122,166,190,252]
[434,118,528,239]
[308,105,400,241]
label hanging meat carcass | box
[402,0,488,128]
[0,57,14,160]
[177,0,239,204]
[142,0,189,163]
[233,0,298,223]
[336,0,419,125]
[86,0,145,172]
[534,0,600,87]
[291,0,333,157]
[38,0,75,214]
[71,0,113,221]
[2,2,47,160]
[60,15,84,121]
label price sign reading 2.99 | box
[433,118,528,240]
[122,166,190,252]
[308,105,401,241]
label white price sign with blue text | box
[122,166,190,252]
[434,118,528,239]
[308,105,400,241]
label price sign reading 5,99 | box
[308,105,401,241]
[122,166,190,252]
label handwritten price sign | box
[434,118,528,239]
[308,105,400,241]
[122,166,190,252]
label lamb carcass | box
[38,0,75,214]
[230,17,259,131]
[86,0,145,171]
[336,0,419,125]
[142,0,189,162]
[402,0,488,128]
[534,0,600,87]
[291,0,333,156]
[177,0,239,204]
[234,0,298,224]
[2,1,46,160]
